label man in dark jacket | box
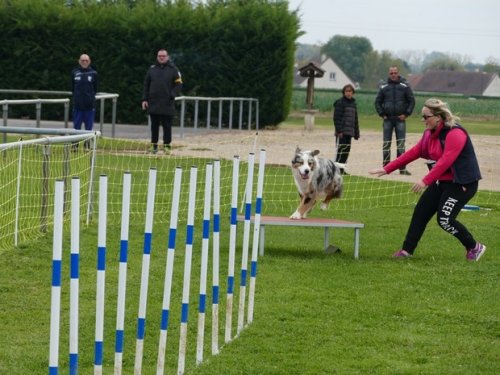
[375,66,415,175]
[142,49,183,154]
[71,53,97,131]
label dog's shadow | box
[261,246,344,260]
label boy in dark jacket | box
[333,84,360,175]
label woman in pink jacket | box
[370,98,486,261]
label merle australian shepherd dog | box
[290,147,343,219]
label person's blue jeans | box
[382,118,406,167]
[73,109,95,131]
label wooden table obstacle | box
[237,215,365,259]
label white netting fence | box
[0,133,98,251]
[1,127,499,252]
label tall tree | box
[423,56,465,72]
[320,35,373,84]
[422,52,466,72]
[483,58,500,75]
[362,50,410,89]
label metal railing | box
[2,90,259,140]
[176,96,259,137]
[0,89,119,137]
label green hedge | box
[0,0,299,126]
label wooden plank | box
[242,215,364,228]
[236,215,364,258]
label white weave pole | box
[114,172,132,375]
[134,168,157,375]
[247,149,266,324]
[48,179,64,375]
[196,163,213,365]
[225,156,240,343]
[237,153,255,335]
[94,175,108,375]
[156,167,182,375]
[211,159,221,355]
[69,177,80,375]
[177,166,198,375]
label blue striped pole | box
[114,172,132,374]
[177,166,198,375]
[94,175,107,375]
[134,168,157,374]
[237,153,255,335]
[196,163,213,365]
[225,156,240,343]
[69,177,80,375]
[156,167,182,375]
[248,149,266,324]
[212,160,221,355]
[49,179,64,375]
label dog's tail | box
[333,162,346,170]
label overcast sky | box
[288,0,500,64]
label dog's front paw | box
[320,203,328,211]
[290,211,302,220]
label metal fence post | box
[218,99,223,130]
[112,96,117,138]
[180,98,186,138]
[36,101,42,128]
[248,100,253,131]
[229,100,234,130]
[64,101,70,128]
[255,99,259,131]
[2,102,8,145]
[238,100,243,130]
[194,99,199,129]
[207,100,212,129]
[99,98,105,135]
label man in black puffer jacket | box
[333,84,360,175]
[142,48,183,154]
[375,66,415,175]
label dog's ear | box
[295,146,301,154]
[312,150,320,156]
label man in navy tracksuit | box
[71,53,98,132]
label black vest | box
[439,124,481,184]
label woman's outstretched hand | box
[369,168,387,177]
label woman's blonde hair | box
[424,98,460,127]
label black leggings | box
[403,181,478,254]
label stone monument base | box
[301,109,319,131]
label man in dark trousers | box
[142,49,183,154]
[71,53,97,151]
[375,66,415,175]
[72,53,98,131]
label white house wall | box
[298,58,355,90]
[482,75,500,97]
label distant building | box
[407,71,500,97]
[294,55,355,90]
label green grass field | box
[1,202,498,374]
[1,107,499,373]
